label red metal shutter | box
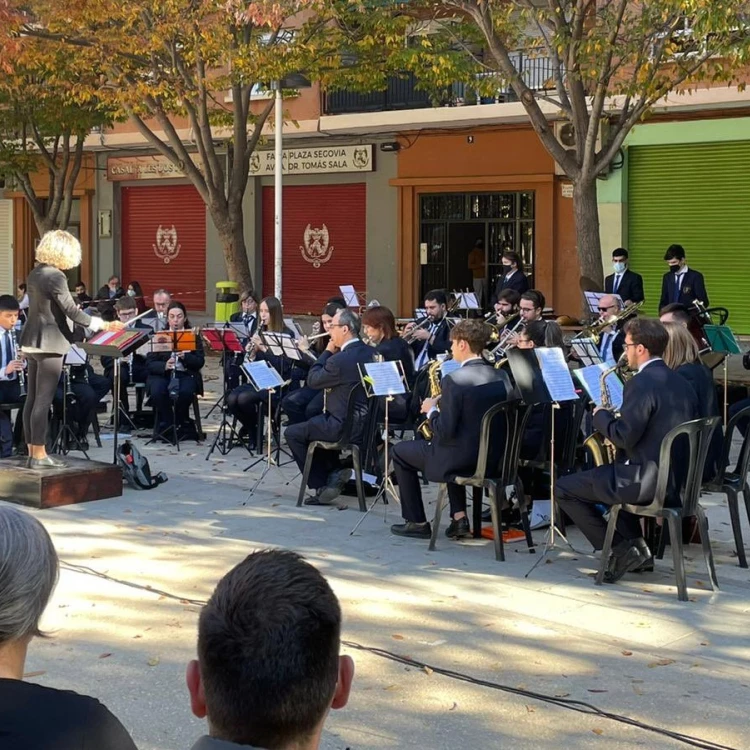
[121,185,207,310]
[262,184,366,314]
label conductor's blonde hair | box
[35,230,82,271]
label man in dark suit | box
[405,289,452,369]
[391,319,512,539]
[96,275,125,304]
[142,288,172,332]
[228,290,259,337]
[604,248,644,305]
[596,294,626,364]
[658,244,709,311]
[286,308,376,505]
[0,295,25,457]
[556,318,699,583]
[493,250,529,304]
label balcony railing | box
[322,53,558,116]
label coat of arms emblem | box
[153,225,181,264]
[300,224,334,268]
[352,147,370,169]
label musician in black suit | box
[596,294,626,364]
[604,248,644,305]
[0,295,25,457]
[556,318,700,583]
[402,289,452,370]
[493,251,529,303]
[391,319,513,539]
[492,289,521,330]
[229,290,259,337]
[19,231,122,469]
[658,244,709,311]
[286,309,376,505]
[142,288,172,332]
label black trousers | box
[555,466,643,551]
[148,373,197,427]
[285,415,344,490]
[23,353,63,446]
[729,397,750,438]
[0,380,23,457]
[391,440,467,524]
[282,386,324,425]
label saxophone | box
[416,359,442,440]
[10,328,26,397]
[582,353,627,466]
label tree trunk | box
[209,201,253,293]
[572,178,604,290]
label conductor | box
[20,231,123,469]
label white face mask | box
[612,261,626,274]
[127,289,136,297]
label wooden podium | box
[0,457,123,509]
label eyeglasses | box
[598,306,615,312]
[623,342,639,348]
[328,323,347,328]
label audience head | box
[114,295,138,323]
[240,291,259,315]
[330,309,360,348]
[127,281,143,299]
[361,306,397,345]
[659,302,691,326]
[664,243,687,272]
[107,275,120,291]
[611,248,629,272]
[153,289,172,317]
[187,550,352,748]
[501,251,522,273]
[0,506,59,675]
[494,289,520,318]
[74,282,87,296]
[0,295,20,330]
[424,289,448,321]
[663,321,700,370]
[519,290,545,323]
[35,230,82,271]
[623,317,669,369]
[260,296,284,333]
[450,319,490,362]
[167,301,190,330]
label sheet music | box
[570,337,603,367]
[584,291,623,313]
[339,285,359,308]
[243,361,284,391]
[455,292,479,310]
[263,332,301,360]
[574,364,623,410]
[364,361,405,396]
[284,318,303,340]
[64,344,88,366]
[535,347,578,402]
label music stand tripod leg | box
[53,367,90,460]
[246,388,286,498]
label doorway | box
[448,222,485,296]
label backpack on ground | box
[116,440,168,491]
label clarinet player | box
[20,231,123,469]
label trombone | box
[574,301,644,345]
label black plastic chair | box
[596,416,721,601]
[703,405,750,568]
[296,384,370,512]
[429,400,534,562]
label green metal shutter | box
[628,141,750,333]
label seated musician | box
[556,319,699,583]
[519,289,545,325]
[493,289,521,330]
[229,290,259,336]
[402,289,452,370]
[143,288,172,332]
[281,301,344,426]
[659,302,691,326]
[0,295,26,457]
[286,309,376,506]
[596,294,625,364]
[390,320,512,540]
[226,296,296,449]
[101,296,149,415]
[146,301,204,439]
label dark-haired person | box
[146,301,204,440]
[493,250,529,303]
[402,289,452,370]
[229,290,259,338]
[493,289,521,330]
[0,505,138,750]
[97,275,125,303]
[659,302,691,326]
[0,295,25,457]
[286,308,376,505]
[143,288,172,332]
[604,248,644,305]
[391,319,512,539]
[658,244,708,311]
[126,280,146,314]
[73,282,92,309]
[556,318,699,584]
[186,549,353,750]
[362,305,415,386]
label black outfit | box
[604,269,644,303]
[191,738,261,750]
[493,270,529,302]
[286,339,376,490]
[225,311,259,390]
[53,365,111,444]
[229,310,259,338]
[676,361,723,481]
[96,285,125,303]
[409,317,451,368]
[392,359,511,523]
[75,292,93,307]
[0,328,24,456]
[0,677,137,750]
[377,336,416,387]
[729,396,750,439]
[142,310,167,332]
[146,334,204,431]
[658,268,709,311]
[556,360,699,550]
[20,264,102,446]
[101,322,151,412]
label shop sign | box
[249,145,373,176]
[107,155,201,181]
[561,182,574,198]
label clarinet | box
[10,328,26,397]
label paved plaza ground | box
[9,355,750,750]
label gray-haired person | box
[0,505,137,750]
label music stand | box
[339,284,367,310]
[145,329,198,450]
[573,364,624,412]
[52,349,90,459]
[452,290,479,319]
[584,291,623,316]
[506,347,580,575]
[570,337,603,367]
[704,324,742,425]
[243,361,288,497]
[350,360,406,535]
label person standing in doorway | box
[467,239,485,309]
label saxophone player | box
[390,320,512,540]
[0,295,26,458]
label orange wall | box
[393,127,580,317]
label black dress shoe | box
[304,491,331,506]
[390,521,431,539]
[28,456,66,470]
[631,538,654,572]
[445,517,471,539]
[603,544,649,584]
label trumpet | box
[489,317,524,360]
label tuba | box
[416,359,442,440]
